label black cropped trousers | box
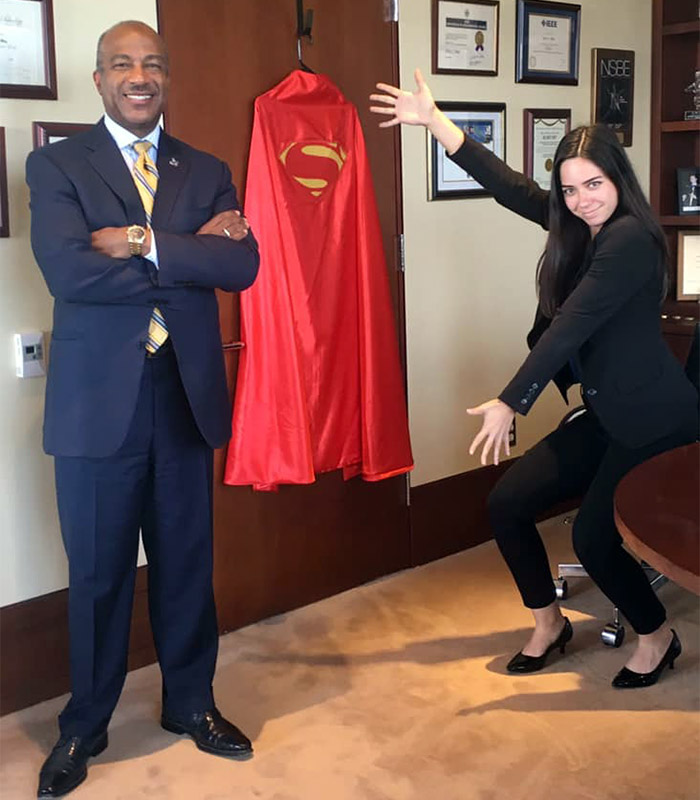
[487,406,697,635]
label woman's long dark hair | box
[537,124,668,317]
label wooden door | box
[156,0,409,631]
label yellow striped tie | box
[132,141,168,353]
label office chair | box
[555,321,699,648]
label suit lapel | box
[152,133,190,229]
[85,119,146,225]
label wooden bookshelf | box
[650,0,699,322]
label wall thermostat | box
[14,332,45,378]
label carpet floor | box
[1,515,698,800]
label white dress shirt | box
[103,113,161,267]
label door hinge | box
[384,0,398,23]
[397,232,405,272]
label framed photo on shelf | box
[523,108,571,190]
[676,167,700,215]
[0,127,8,238]
[32,121,92,149]
[676,230,700,301]
[0,0,57,100]
[591,48,635,147]
[427,101,505,200]
[431,0,499,76]
[515,0,580,85]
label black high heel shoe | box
[506,617,573,673]
[612,629,681,689]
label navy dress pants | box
[487,407,697,635]
[54,345,219,739]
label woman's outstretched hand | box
[370,68,465,154]
[369,68,437,128]
[467,399,516,466]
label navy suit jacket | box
[26,119,259,457]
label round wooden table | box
[614,442,699,595]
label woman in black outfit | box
[370,70,698,688]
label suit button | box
[521,399,528,405]
[586,388,597,396]
[531,383,539,390]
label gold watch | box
[127,225,147,256]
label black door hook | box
[296,0,315,73]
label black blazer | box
[449,137,698,448]
[26,119,260,457]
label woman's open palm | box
[370,68,436,128]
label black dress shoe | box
[506,617,573,673]
[612,629,682,689]
[37,732,108,798]
[161,708,253,759]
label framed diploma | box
[0,0,57,100]
[427,101,506,200]
[592,48,635,147]
[432,0,499,76]
[515,0,580,85]
[523,108,571,190]
[677,230,700,301]
[32,121,92,149]
[0,127,8,237]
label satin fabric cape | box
[224,71,413,491]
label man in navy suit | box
[26,20,259,798]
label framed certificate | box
[592,48,635,147]
[524,108,571,190]
[677,230,700,301]
[432,0,499,76]
[427,101,506,200]
[0,0,57,100]
[515,0,580,85]
[0,127,8,237]
[32,121,92,149]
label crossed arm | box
[27,149,258,303]
[91,209,250,259]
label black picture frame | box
[32,121,92,149]
[0,0,58,100]
[431,0,500,76]
[677,167,700,216]
[592,48,635,147]
[0,127,8,237]
[515,0,581,85]
[428,101,506,200]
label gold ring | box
[222,227,231,238]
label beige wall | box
[0,0,652,604]
[0,1,158,605]
[400,0,652,486]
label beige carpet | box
[1,515,699,800]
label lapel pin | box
[169,157,179,167]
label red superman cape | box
[223,70,413,491]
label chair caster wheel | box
[601,623,625,648]
[554,578,568,600]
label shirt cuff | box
[144,231,159,269]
